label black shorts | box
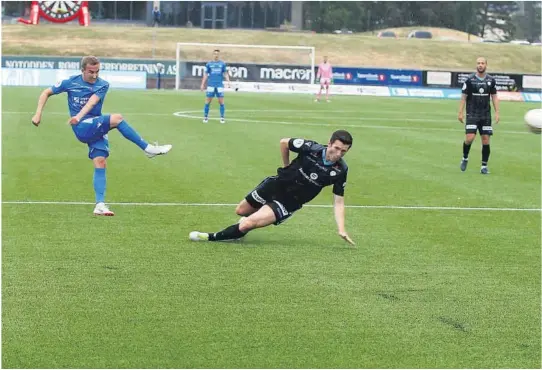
[465,117,493,136]
[245,176,301,225]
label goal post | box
[175,42,316,91]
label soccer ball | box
[524,108,542,134]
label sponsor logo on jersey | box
[299,168,321,186]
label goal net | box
[175,42,316,93]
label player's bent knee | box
[108,114,123,128]
[92,156,107,168]
[235,204,246,216]
[235,202,254,216]
[111,114,123,123]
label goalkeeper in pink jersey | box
[315,56,333,102]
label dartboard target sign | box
[39,1,83,22]
[18,1,90,26]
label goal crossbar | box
[176,42,314,50]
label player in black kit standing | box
[189,130,355,245]
[457,57,500,174]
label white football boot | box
[93,202,115,216]
[144,143,172,158]
[189,231,210,241]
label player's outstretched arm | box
[279,138,291,167]
[334,194,355,245]
[69,94,101,124]
[32,88,54,127]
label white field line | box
[2,201,540,212]
[3,109,529,135]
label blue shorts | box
[205,86,225,98]
[72,115,111,159]
[88,137,110,159]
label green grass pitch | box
[2,87,541,368]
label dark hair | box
[214,49,220,53]
[330,130,353,147]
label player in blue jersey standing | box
[200,49,230,124]
[31,55,173,216]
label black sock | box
[463,142,472,160]
[209,223,247,241]
[482,144,490,166]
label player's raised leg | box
[190,204,277,242]
[108,113,172,158]
[325,80,331,102]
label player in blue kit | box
[31,55,172,216]
[200,49,231,124]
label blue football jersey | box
[51,75,109,121]
[205,60,227,87]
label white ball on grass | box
[524,108,542,134]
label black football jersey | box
[275,138,348,205]
[461,73,497,118]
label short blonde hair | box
[81,56,100,71]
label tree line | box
[303,1,541,42]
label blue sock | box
[219,104,225,118]
[117,121,148,150]
[204,103,210,117]
[93,168,106,203]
